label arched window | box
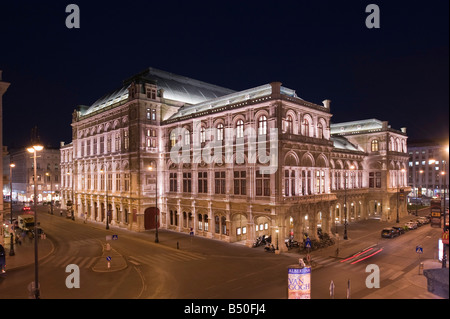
[285,115,293,134]
[303,118,309,136]
[258,115,267,135]
[216,123,224,141]
[184,129,190,145]
[371,139,379,152]
[317,123,323,139]
[170,130,177,147]
[198,214,203,230]
[200,127,206,143]
[221,216,227,235]
[236,119,244,138]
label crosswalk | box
[309,255,406,282]
[127,251,206,266]
[40,254,99,269]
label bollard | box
[419,262,424,275]
[106,243,111,251]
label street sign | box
[305,238,311,249]
[443,231,449,245]
[416,245,423,254]
[106,256,111,261]
[112,234,118,240]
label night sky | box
[1,0,448,149]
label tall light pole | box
[27,143,43,299]
[46,172,53,215]
[416,169,424,216]
[100,169,109,230]
[441,145,448,269]
[344,165,355,240]
[397,168,406,223]
[9,162,15,256]
[148,164,158,243]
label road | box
[0,205,444,299]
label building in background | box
[0,70,11,245]
[4,147,61,204]
[407,140,449,204]
[62,67,410,248]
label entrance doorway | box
[144,207,160,230]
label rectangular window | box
[375,172,381,188]
[256,171,270,196]
[100,136,104,154]
[124,174,130,191]
[170,173,177,192]
[233,171,246,195]
[115,173,121,192]
[86,139,91,156]
[215,171,226,194]
[198,172,208,194]
[183,172,192,193]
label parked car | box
[392,226,405,235]
[22,206,31,211]
[417,217,429,224]
[405,221,418,230]
[381,228,399,238]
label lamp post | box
[27,143,43,299]
[148,164,159,243]
[344,165,355,240]
[46,172,53,215]
[275,228,279,250]
[100,169,109,230]
[9,162,15,256]
[441,145,448,269]
[416,169,424,216]
[397,168,405,223]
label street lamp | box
[275,228,279,250]
[441,145,448,269]
[9,162,15,256]
[344,165,355,240]
[416,169,424,216]
[46,172,53,215]
[397,168,406,223]
[148,164,159,243]
[27,143,43,299]
[100,169,109,230]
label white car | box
[405,221,417,230]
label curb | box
[91,243,128,273]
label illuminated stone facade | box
[62,67,410,248]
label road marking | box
[388,270,404,280]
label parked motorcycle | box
[264,243,276,253]
[285,237,300,249]
[252,236,263,247]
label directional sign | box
[305,238,311,249]
[416,245,423,254]
[106,256,112,261]
[112,234,118,240]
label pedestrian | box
[27,231,33,242]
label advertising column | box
[288,265,311,299]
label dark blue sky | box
[1,0,448,148]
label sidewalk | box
[2,234,54,272]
